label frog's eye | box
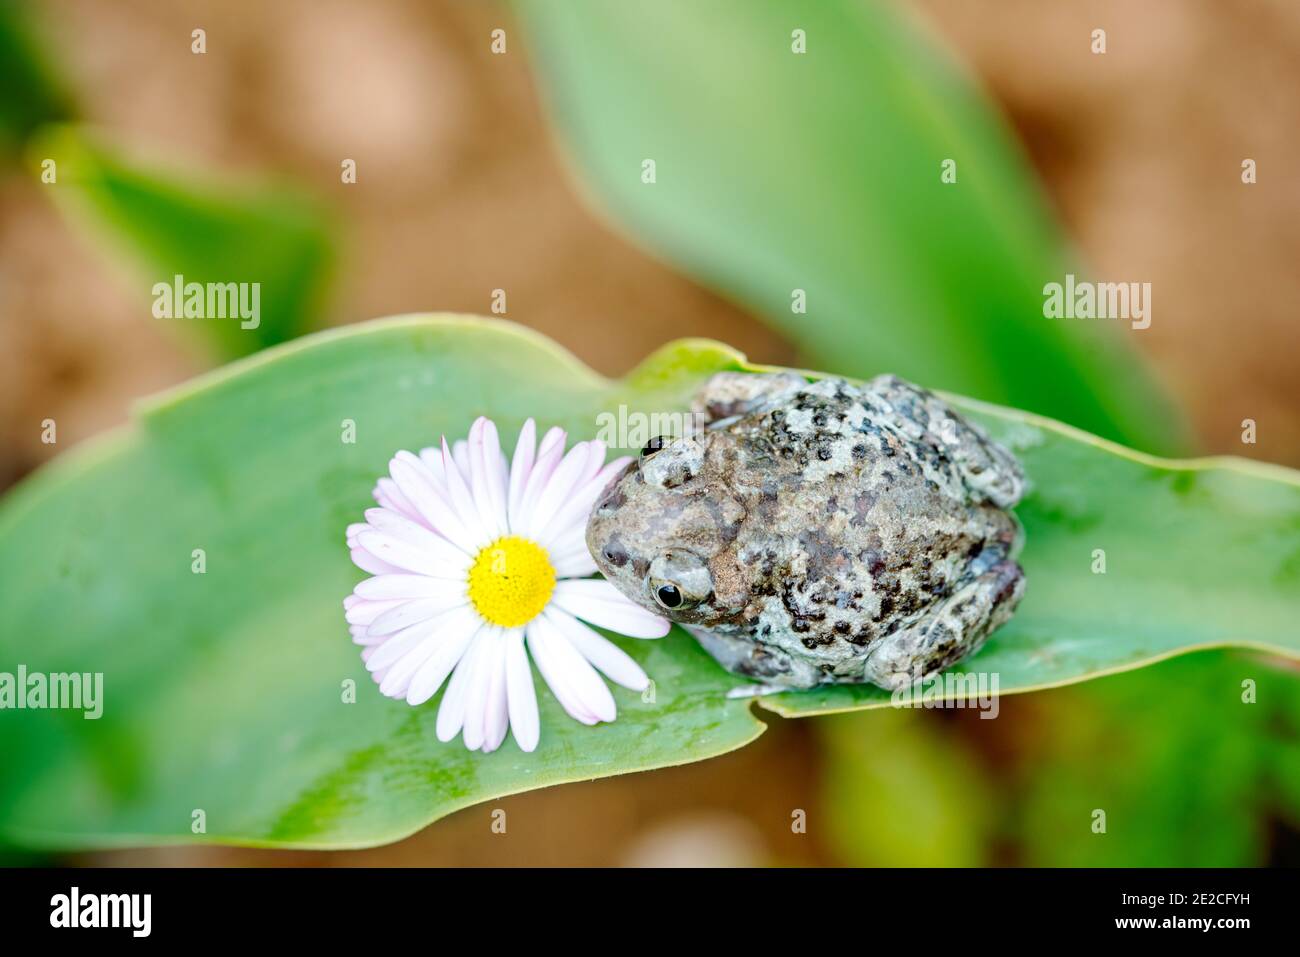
[653,582,683,609]
[641,435,669,458]
[649,551,711,612]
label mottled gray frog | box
[586,372,1026,692]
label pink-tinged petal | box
[504,630,539,752]
[545,607,650,691]
[525,441,594,539]
[537,455,633,548]
[513,426,566,533]
[357,530,453,578]
[355,574,464,601]
[345,598,404,626]
[389,455,479,554]
[351,547,403,577]
[437,628,489,743]
[528,614,617,723]
[378,631,443,698]
[461,629,501,750]
[482,632,513,753]
[373,477,421,522]
[577,439,606,486]
[452,439,471,481]
[366,614,443,673]
[363,508,470,574]
[405,607,479,705]
[551,578,671,638]
[441,438,492,550]
[480,419,509,532]
[507,419,537,529]
[467,418,508,539]
[367,592,464,637]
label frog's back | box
[718,377,1020,679]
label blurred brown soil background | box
[0,0,1296,864]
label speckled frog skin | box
[586,372,1026,691]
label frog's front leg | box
[861,558,1024,690]
[691,372,806,426]
[685,624,822,691]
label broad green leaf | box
[0,316,1295,849]
[513,0,1187,454]
[0,2,74,158]
[27,125,337,358]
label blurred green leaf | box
[0,2,74,158]
[1009,651,1297,866]
[0,317,1294,849]
[820,709,993,866]
[514,0,1187,454]
[28,125,337,358]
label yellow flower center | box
[467,536,557,628]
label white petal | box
[452,439,471,481]
[552,578,671,638]
[504,630,540,752]
[537,455,634,549]
[363,508,471,574]
[368,593,464,637]
[345,598,403,626]
[377,633,441,698]
[389,455,479,555]
[546,607,649,691]
[553,551,599,578]
[512,427,566,534]
[367,616,442,673]
[373,477,421,522]
[468,418,508,539]
[482,632,513,753]
[356,574,464,600]
[351,547,402,576]
[440,438,492,550]
[437,628,489,743]
[462,628,502,751]
[525,441,594,539]
[528,614,617,723]
[357,530,454,579]
[405,607,479,705]
[507,419,536,530]
[526,620,597,725]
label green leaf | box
[513,0,1187,454]
[28,125,337,358]
[0,3,75,158]
[1010,650,1293,866]
[0,316,1294,849]
[819,709,994,866]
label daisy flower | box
[344,416,670,753]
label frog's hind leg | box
[865,374,1025,508]
[860,559,1024,691]
[691,371,807,426]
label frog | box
[585,371,1026,693]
